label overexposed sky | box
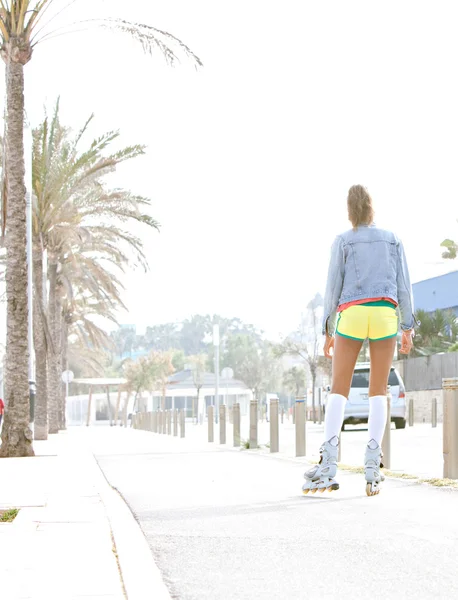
[1,0,458,340]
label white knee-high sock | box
[368,395,387,447]
[324,394,347,442]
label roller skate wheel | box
[366,483,380,497]
[319,487,326,493]
[311,488,318,494]
[302,488,309,495]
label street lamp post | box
[213,324,220,425]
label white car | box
[325,363,407,430]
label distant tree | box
[283,367,307,397]
[180,315,212,355]
[223,334,277,400]
[441,237,458,260]
[149,351,175,410]
[274,294,324,421]
[143,323,181,352]
[124,356,156,412]
[111,327,137,359]
[171,349,186,372]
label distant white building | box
[151,370,253,419]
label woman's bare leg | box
[331,335,364,397]
[368,337,397,396]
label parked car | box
[324,363,407,430]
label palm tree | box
[31,106,158,437]
[412,309,458,356]
[0,2,201,457]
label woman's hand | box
[324,333,335,359]
[400,329,414,355]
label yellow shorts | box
[336,304,398,342]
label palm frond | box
[92,18,203,68]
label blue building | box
[412,271,458,316]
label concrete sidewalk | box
[93,426,458,600]
[0,430,169,600]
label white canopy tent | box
[69,378,128,426]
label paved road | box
[92,427,458,600]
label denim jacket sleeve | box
[396,240,418,331]
[322,235,345,336]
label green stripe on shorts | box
[360,300,396,309]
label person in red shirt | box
[0,397,4,428]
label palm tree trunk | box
[0,54,34,457]
[55,298,64,430]
[47,261,59,434]
[33,249,48,440]
[60,318,68,430]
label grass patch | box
[241,439,251,450]
[383,470,418,480]
[336,463,418,479]
[337,464,364,474]
[419,478,458,488]
[0,509,19,523]
[336,464,457,487]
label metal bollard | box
[149,412,154,432]
[220,404,226,444]
[173,409,178,436]
[180,409,185,438]
[443,378,458,479]
[382,391,392,469]
[270,399,279,453]
[167,410,172,435]
[408,398,414,427]
[432,398,437,428]
[281,407,284,424]
[152,411,157,433]
[208,406,214,442]
[295,398,306,457]
[250,401,258,449]
[233,403,241,447]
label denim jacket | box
[323,225,418,336]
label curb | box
[91,454,172,600]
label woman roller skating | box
[303,185,417,497]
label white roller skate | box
[365,440,385,497]
[302,436,340,495]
